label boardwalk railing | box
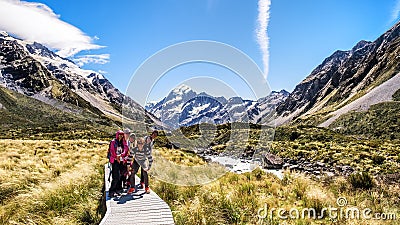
[100,163,175,225]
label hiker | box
[108,130,129,197]
[145,130,158,151]
[125,133,136,188]
[139,130,158,188]
[128,133,137,148]
[123,128,131,143]
[127,137,153,194]
[120,128,131,188]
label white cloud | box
[255,0,271,79]
[391,0,400,23]
[0,0,104,58]
[73,54,110,67]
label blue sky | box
[1,0,400,103]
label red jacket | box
[109,130,129,163]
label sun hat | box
[123,128,131,134]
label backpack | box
[107,139,118,159]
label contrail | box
[391,0,400,23]
[256,0,271,79]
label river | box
[204,155,284,179]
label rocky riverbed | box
[193,147,355,179]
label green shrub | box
[393,88,400,101]
[152,181,179,203]
[371,154,385,165]
[293,179,308,199]
[238,183,255,195]
[220,197,241,223]
[252,167,265,180]
[303,196,325,218]
[348,172,374,189]
[281,173,291,186]
[290,131,300,141]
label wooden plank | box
[100,163,175,225]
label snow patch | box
[172,84,192,95]
[189,103,210,115]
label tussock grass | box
[152,168,399,224]
[271,138,400,175]
[151,148,227,186]
[149,144,399,224]
[0,139,108,224]
[155,147,206,166]
[329,102,400,140]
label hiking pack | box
[107,138,119,159]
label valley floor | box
[0,139,399,225]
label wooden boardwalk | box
[100,164,175,225]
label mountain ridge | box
[145,84,289,128]
[276,21,400,125]
[0,31,162,134]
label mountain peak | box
[0,31,9,37]
[26,41,58,59]
[351,40,372,52]
[171,84,193,94]
[146,84,288,127]
[271,89,290,96]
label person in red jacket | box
[109,130,129,197]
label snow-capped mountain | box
[0,31,158,128]
[145,84,289,128]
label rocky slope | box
[0,31,160,132]
[0,85,115,139]
[276,21,400,125]
[319,72,400,127]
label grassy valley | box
[0,117,399,225]
[1,87,398,224]
[0,44,399,225]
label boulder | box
[262,153,283,169]
[283,163,291,170]
[242,146,255,158]
[289,165,299,170]
[165,142,180,149]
